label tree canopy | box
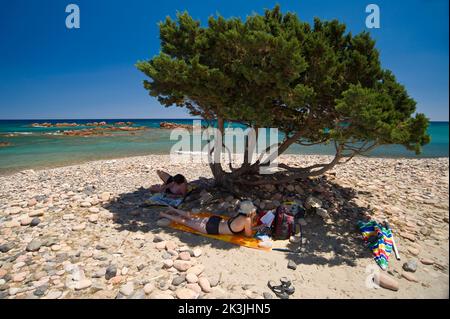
[137,6,430,188]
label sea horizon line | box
[0,119,448,123]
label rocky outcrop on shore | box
[28,121,202,134]
[30,122,134,128]
[31,122,78,128]
[113,122,134,126]
[3,123,146,138]
[0,155,448,299]
[159,122,202,130]
[62,126,147,137]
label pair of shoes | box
[280,277,295,295]
[267,278,295,299]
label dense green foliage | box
[137,5,429,166]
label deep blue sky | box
[0,0,448,120]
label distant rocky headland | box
[4,121,205,138]
[26,122,149,137]
[159,122,205,130]
[61,126,148,137]
[30,121,200,130]
[30,122,134,128]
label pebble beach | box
[0,154,448,299]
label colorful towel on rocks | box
[168,212,272,251]
[357,220,393,270]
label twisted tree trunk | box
[209,117,226,185]
[206,118,365,192]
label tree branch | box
[236,146,343,185]
[340,141,379,163]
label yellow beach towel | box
[168,212,271,251]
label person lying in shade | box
[150,170,188,197]
[159,200,259,237]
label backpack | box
[271,206,295,240]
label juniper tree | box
[137,6,430,189]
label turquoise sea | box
[0,119,448,175]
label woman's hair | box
[173,174,187,184]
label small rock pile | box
[151,235,219,299]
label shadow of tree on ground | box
[103,178,242,251]
[103,175,374,267]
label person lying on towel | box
[150,170,188,197]
[159,200,259,237]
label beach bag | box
[271,206,295,240]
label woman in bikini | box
[159,201,258,237]
[150,170,188,197]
